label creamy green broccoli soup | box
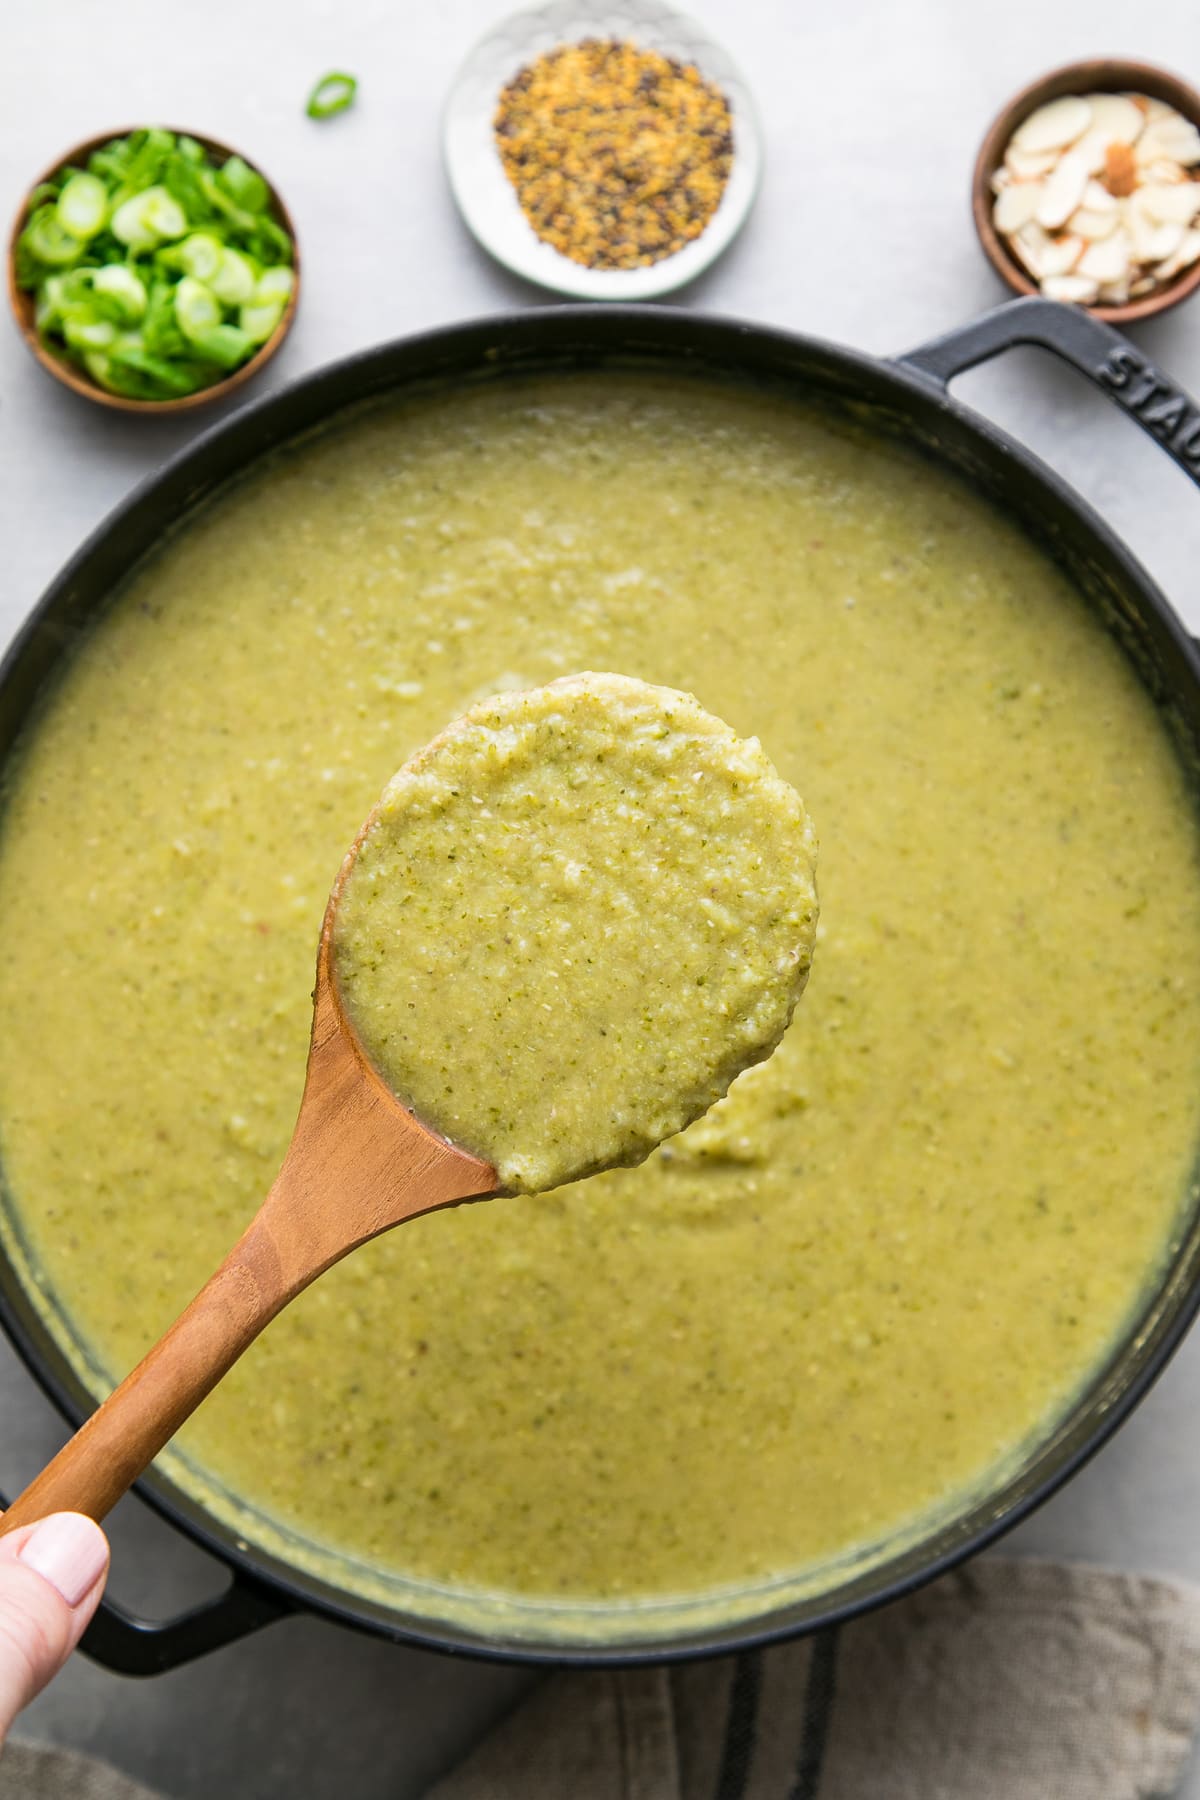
[333,672,818,1194]
[0,372,1198,1639]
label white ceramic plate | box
[442,0,763,300]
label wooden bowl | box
[7,127,300,415]
[972,58,1200,326]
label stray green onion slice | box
[306,72,357,119]
[15,128,295,402]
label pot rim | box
[2,302,1199,1667]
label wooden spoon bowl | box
[7,125,300,415]
[0,838,497,1534]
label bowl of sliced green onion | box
[8,126,299,412]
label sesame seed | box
[493,38,734,271]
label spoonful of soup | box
[0,672,818,1532]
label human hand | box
[0,1513,109,1743]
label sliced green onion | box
[171,232,224,282]
[306,71,357,119]
[92,265,148,323]
[62,314,117,352]
[198,169,255,234]
[110,195,156,250]
[141,279,186,355]
[16,127,294,401]
[141,186,187,240]
[35,275,66,333]
[112,185,186,248]
[255,265,294,306]
[108,337,205,394]
[249,215,293,263]
[218,155,268,213]
[142,128,176,159]
[238,300,283,346]
[211,247,257,305]
[189,323,253,369]
[162,155,212,224]
[83,350,115,389]
[56,269,98,313]
[174,275,221,343]
[87,337,205,399]
[124,129,174,191]
[56,173,107,240]
[25,208,84,267]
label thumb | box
[0,1513,109,1740]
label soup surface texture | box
[1,373,1198,1638]
[333,671,819,1194]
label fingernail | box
[18,1514,109,1608]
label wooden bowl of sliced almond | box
[973,58,1200,323]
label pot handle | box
[896,296,1200,490]
[75,1564,292,1675]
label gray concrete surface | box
[2,0,1200,1793]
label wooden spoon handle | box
[0,1126,493,1531]
[0,1208,297,1532]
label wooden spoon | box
[0,841,498,1535]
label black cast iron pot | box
[2,297,1199,1675]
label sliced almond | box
[1040,233,1085,276]
[1070,128,1115,175]
[1005,144,1058,181]
[1008,227,1083,282]
[1103,141,1138,196]
[1130,274,1158,295]
[1140,96,1173,122]
[1012,95,1092,154]
[991,167,1012,194]
[1154,226,1200,281]
[1040,272,1101,303]
[1080,92,1145,145]
[1010,221,1051,278]
[1131,217,1185,263]
[1145,158,1187,185]
[1069,97,1145,175]
[1135,116,1200,168]
[1139,180,1200,225]
[1036,151,1090,228]
[1098,275,1131,304]
[994,182,1043,233]
[1069,205,1120,240]
[1128,191,1185,263]
[1077,228,1132,284]
[1082,178,1120,212]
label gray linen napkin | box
[5,1560,1200,1800]
[0,1741,161,1799]
[427,1562,1200,1800]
